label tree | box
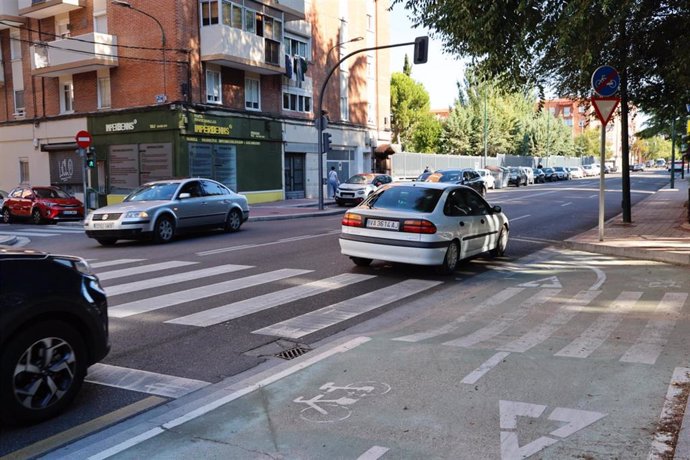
[390,72,431,150]
[574,128,601,157]
[408,113,442,153]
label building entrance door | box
[285,153,305,199]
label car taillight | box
[342,212,364,227]
[401,219,436,234]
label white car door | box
[459,189,499,255]
[443,188,486,258]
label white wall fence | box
[391,152,596,180]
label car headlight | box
[53,256,94,276]
[125,210,149,219]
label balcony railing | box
[201,24,285,75]
[18,0,84,20]
[30,32,118,77]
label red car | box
[1,186,84,224]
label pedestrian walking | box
[328,166,340,199]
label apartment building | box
[0,0,392,205]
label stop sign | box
[75,130,92,148]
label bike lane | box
[47,249,690,459]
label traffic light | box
[86,147,96,168]
[322,132,332,153]
[413,36,429,64]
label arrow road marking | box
[499,400,606,459]
[518,276,562,288]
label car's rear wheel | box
[351,257,372,267]
[437,240,459,275]
[2,208,12,224]
[96,238,117,246]
[152,215,175,244]
[0,321,87,425]
[491,225,509,257]
[224,209,242,232]
[31,208,43,225]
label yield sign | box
[591,97,620,126]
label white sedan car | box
[339,182,509,274]
[477,168,496,189]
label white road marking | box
[109,269,312,318]
[461,351,511,384]
[0,231,60,237]
[508,214,530,222]
[498,290,601,353]
[560,202,572,207]
[555,291,642,358]
[196,231,340,256]
[90,259,146,268]
[85,363,209,399]
[97,261,198,281]
[393,287,525,343]
[648,367,690,459]
[518,276,562,288]
[253,279,441,339]
[356,446,390,460]
[620,292,688,365]
[443,289,560,348]
[105,264,253,296]
[167,273,375,327]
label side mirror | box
[179,192,191,200]
[492,205,502,214]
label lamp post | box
[112,0,167,103]
[316,36,364,209]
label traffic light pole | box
[316,39,424,210]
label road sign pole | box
[599,126,606,241]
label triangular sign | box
[591,97,620,126]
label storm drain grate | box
[275,346,310,360]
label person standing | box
[328,166,340,199]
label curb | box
[563,239,690,267]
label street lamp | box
[112,0,167,103]
[317,36,363,209]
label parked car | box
[507,167,528,186]
[339,182,509,274]
[83,178,249,246]
[568,166,585,179]
[542,167,557,181]
[2,185,84,224]
[0,247,109,425]
[581,164,598,177]
[532,168,546,183]
[476,168,496,189]
[0,189,8,209]
[668,161,684,173]
[552,166,570,180]
[520,166,535,185]
[656,159,667,168]
[423,169,487,197]
[630,163,645,172]
[335,173,393,206]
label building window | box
[282,91,311,113]
[564,118,573,127]
[222,1,243,29]
[245,77,260,110]
[10,29,21,60]
[340,71,348,120]
[14,90,25,116]
[200,0,219,26]
[245,9,256,33]
[563,106,571,117]
[284,34,310,60]
[60,77,74,113]
[97,71,111,109]
[56,14,70,38]
[19,158,30,184]
[206,69,221,104]
[94,12,107,33]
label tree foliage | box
[390,69,431,150]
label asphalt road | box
[0,170,674,456]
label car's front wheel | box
[437,240,459,275]
[490,225,509,257]
[31,208,43,225]
[152,215,175,244]
[2,208,12,224]
[224,209,242,232]
[350,257,372,267]
[0,321,87,425]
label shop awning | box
[374,143,402,154]
[41,142,78,152]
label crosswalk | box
[94,258,690,368]
[0,224,84,238]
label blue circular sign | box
[591,65,620,97]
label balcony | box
[201,25,285,75]
[18,0,85,20]
[268,0,305,20]
[31,32,118,78]
[0,1,27,30]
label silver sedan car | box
[84,178,249,246]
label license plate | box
[63,210,77,215]
[342,193,354,197]
[93,222,114,229]
[366,219,399,230]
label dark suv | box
[0,247,109,425]
[2,185,84,224]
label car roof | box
[387,181,469,191]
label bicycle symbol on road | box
[293,381,391,423]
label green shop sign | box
[89,110,178,136]
[186,112,282,142]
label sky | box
[388,4,467,110]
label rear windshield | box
[366,186,442,213]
